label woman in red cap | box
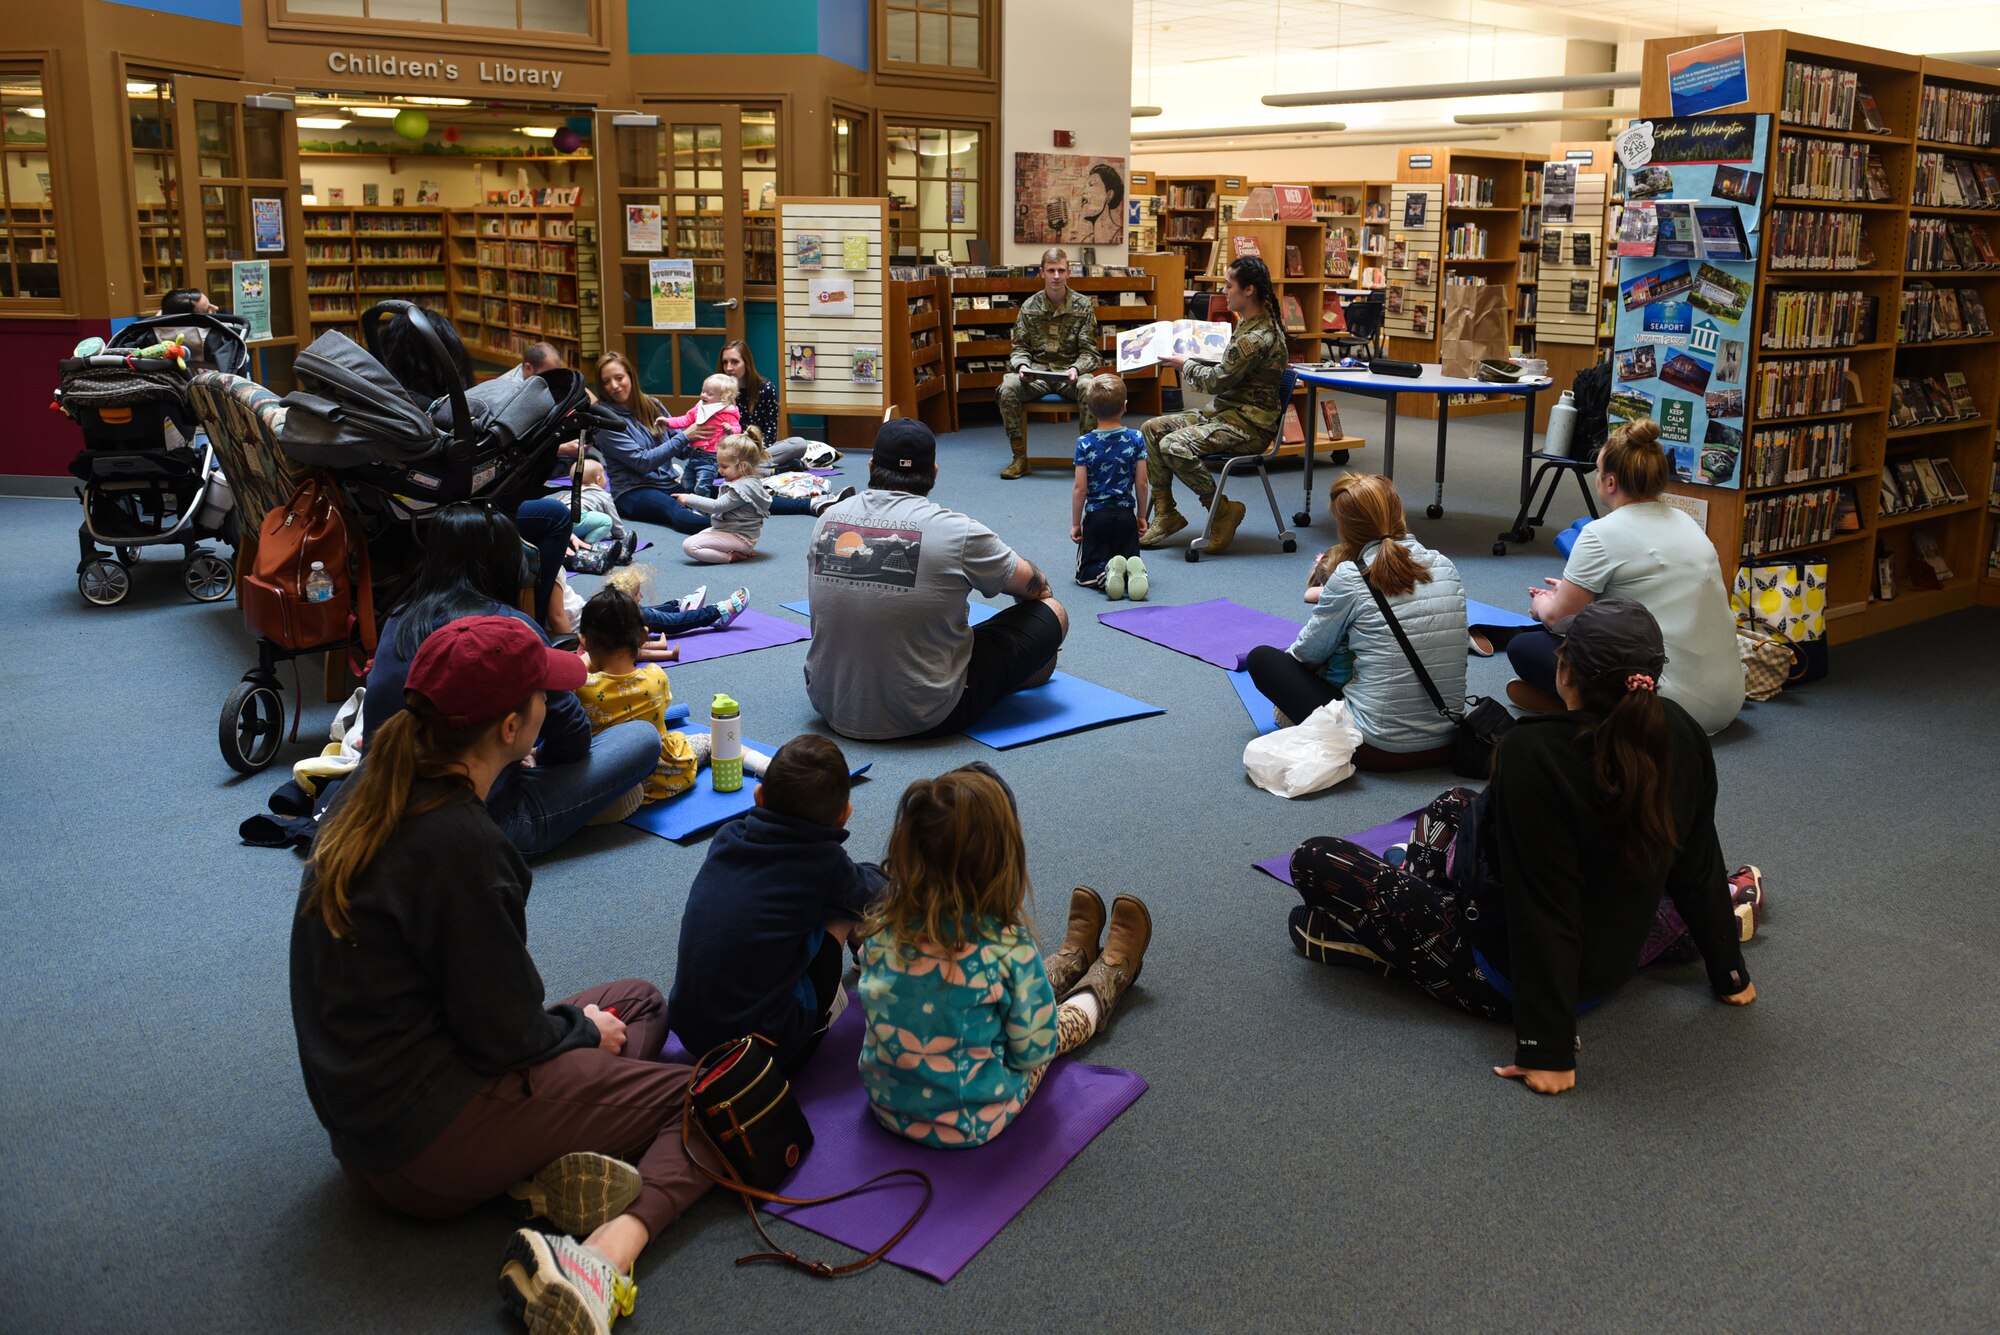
[294,616,703,1335]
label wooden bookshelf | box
[1229,218,1326,362]
[1156,174,1225,296]
[1638,31,2000,642]
[886,274,951,434]
[946,270,1168,425]
[1388,147,1527,419]
[1310,181,1392,295]
[444,207,581,368]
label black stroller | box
[209,301,590,773]
[56,312,251,606]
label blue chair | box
[1188,365,1300,562]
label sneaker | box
[1728,865,1765,941]
[1105,555,1129,600]
[714,587,749,628]
[677,585,708,614]
[587,785,645,826]
[1138,508,1187,548]
[505,1153,642,1236]
[1124,555,1149,601]
[810,485,857,516]
[498,1230,635,1335]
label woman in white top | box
[1505,418,1745,734]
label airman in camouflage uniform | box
[996,250,1101,478]
[1139,305,1288,553]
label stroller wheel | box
[183,550,235,603]
[115,547,138,566]
[79,559,131,607]
[220,679,286,774]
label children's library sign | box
[325,51,571,90]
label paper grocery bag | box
[1440,285,1511,378]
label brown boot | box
[1044,886,1105,996]
[1063,894,1151,1022]
[1203,497,1248,554]
[1000,435,1031,479]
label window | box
[279,0,590,36]
[883,0,985,73]
[126,77,182,304]
[0,69,61,303]
[885,123,981,260]
[831,113,860,198]
[740,109,778,289]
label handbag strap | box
[681,1043,933,1278]
[1350,556,1459,723]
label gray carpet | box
[5,397,1996,1332]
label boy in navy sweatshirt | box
[667,734,882,1071]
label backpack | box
[241,473,377,656]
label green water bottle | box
[709,693,743,793]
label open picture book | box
[1115,319,1231,373]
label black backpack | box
[1572,358,1613,454]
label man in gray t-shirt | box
[805,420,1069,740]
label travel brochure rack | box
[1533,142,1617,429]
[1636,31,2000,642]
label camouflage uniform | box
[1141,307,1289,510]
[997,287,1103,441]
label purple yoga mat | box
[1252,809,1423,885]
[1098,599,1303,671]
[752,1002,1148,1282]
[657,607,810,665]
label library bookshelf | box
[886,274,952,435]
[1156,175,1225,294]
[445,208,581,368]
[303,205,451,344]
[1640,32,2000,642]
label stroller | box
[202,300,590,773]
[56,312,251,606]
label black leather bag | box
[683,1035,932,1277]
[1354,560,1515,780]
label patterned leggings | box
[1288,786,1509,1022]
[1021,1003,1101,1102]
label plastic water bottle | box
[1545,390,1578,458]
[305,561,334,604]
[709,693,743,793]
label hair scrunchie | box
[1625,672,1657,693]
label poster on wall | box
[626,205,663,253]
[251,198,285,253]
[808,276,855,317]
[648,258,695,329]
[1666,34,1750,117]
[231,260,271,342]
[1609,113,1769,490]
[1012,152,1127,245]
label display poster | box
[1542,163,1577,225]
[807,276,855,317]
[648,258,695,329]
[1608,113,1770,490]
[231,260,271,342]
[1012,152,1126,244]
[1667,34,1751,117]
[626,205,663,253]
[251,198,285,253]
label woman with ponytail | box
[1506,417,1745,734]
[1288,600,1756,1096]
[294,617,708,1334]
[1246,473,1467,769]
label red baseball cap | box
[405,615,586,728]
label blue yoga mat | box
[781,598,999,625]
[623,733,871,842]
[962,671,1163,750]
[1466,599,1535,629]
[1227,669,1280,735]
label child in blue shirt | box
[855,765,1154,1148]
[1070,374,1151,600]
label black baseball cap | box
[872,417,937,472]
[1548,598,1668,682]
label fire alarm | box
[1052,130,1074,148]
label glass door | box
[604,104,748,412]
[172,77,310,393]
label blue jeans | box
[617,486,710,535]
[640,602,721,635]
[1506,629,1560,699]
[770,494,815,516]
[490,719,661,859]
[514,497,573,623]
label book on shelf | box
[1281,293,1306,331]
[1748,420,1853,488]
[787,344,816,381]
[1919,84,1997,147]
[1284,245,1305,278]
[1762,288,1877,350]
[1231,235,1263,260]
[1910,528,1955,587]
[795,234,822,270]
[850,347,880,384]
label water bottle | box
[1544,389,1578,458]
[305,561,335,604]
[709,693,743,793]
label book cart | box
[1635,33,2000,641]
[1532,142,1617,430]
[1385,147,1528,420]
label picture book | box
[850,346,880,383]
[843,234,870,269]
[787,344,816,381]
[1115,319,1231,372]
[1231,235,1263,260]
[796,234,823,270]
[362,183,380,206]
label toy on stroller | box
[55,312,251,606]
[202,300,591,773]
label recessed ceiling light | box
[297,117,349,129]
[126,81,158,96]
[346,107,400,119]
[403,96,471,106]
[517,126,558,138]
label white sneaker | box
[677,585,708,614]
[498,1230,635,1335]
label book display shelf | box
[1533,142,1617,429]
[886,274,952,434]
[1638,32,2000,641]
[1229,218,1326,362]
[446,208,581,367]
[304,206,450,343]
[1518,162,1543,354]
[1311,180,1392,294]
[1387,146,1528,419]
[1156,175,1227,293]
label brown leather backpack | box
[241,473,375,656]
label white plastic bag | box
[1242,700,1362,798]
